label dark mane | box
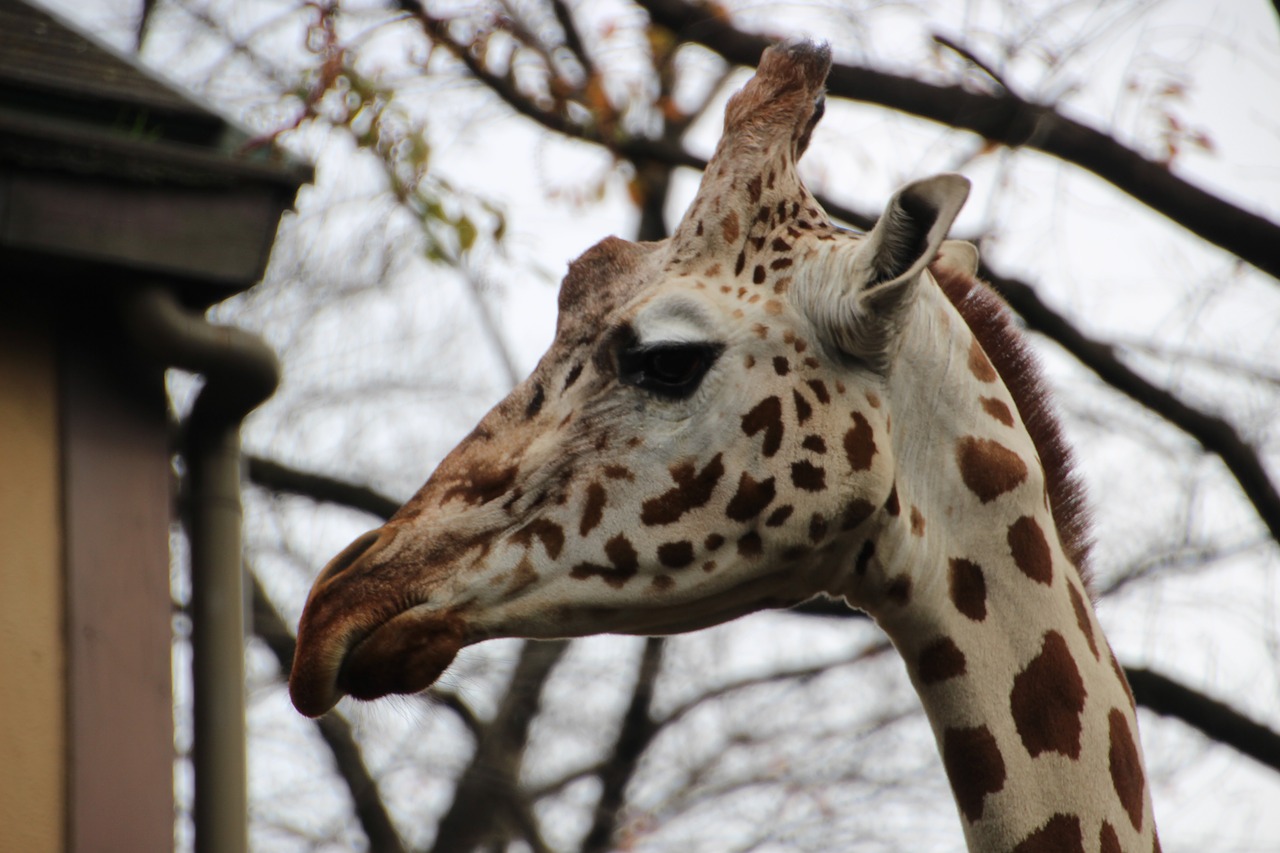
[930,262,1093,585]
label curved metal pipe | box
[124,286,279,853]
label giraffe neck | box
[844,278,1156,853]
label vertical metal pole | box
[189,423,248,853]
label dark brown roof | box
[0,0,311,299]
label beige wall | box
[0,306,64,853]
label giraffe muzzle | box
[289,525,471,717]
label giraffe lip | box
[334,606,469,706]
[289,603,469,718]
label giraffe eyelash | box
[617,341,724,400]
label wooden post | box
[0,303,64,853]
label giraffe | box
[289,42,1158,852]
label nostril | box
[316,528,384,585]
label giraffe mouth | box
[290,589,471,722]
[290,602,469,717]
[335,607,468,706]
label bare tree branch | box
[428,640,566,853]
[1128,668,1280,774]
[247,455,402,520]
[930,33,1010,94]
[136,0,159,51]
[580,637,666,853]
[550,0,596,79]
[635,0,1280,281]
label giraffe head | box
[290,42,973,717]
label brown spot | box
[704,533,724,551]
[885,576,912,605]
[808,513,828,543]
[603,465,634,481]
[790,461,826,492]
[1110,646,1136,708]
[1008,516,1053,584]
[773,277,791,295]
[942,725,1006,823]
[1010,631,1087,759]
[441,464,519,507]
[792,389,813,424]
[969,336,998,382]
[865,390,881,408]
[884,485,900,517]
[563,362,583,390]
[853,540,875,575]
[702,561,716,572]
[805,379,830,404]
[742,397,784,457]
[510,519,565,560]
[721,211,740,243]
[949,558,987,621]
[801,435,826,454]
[704,263,721,277]
[771,236,790,251]
[766,505,794,527]
[1068,582,1099,658]
[570,534,639,588]
[525,383,545,419]
[580,482,607,536]
[772,356,790,376]
[641,454,725,526]
[1109,708,1146,831]
[910,506,926,536]
[841,499,875,531]
[753,265,766,284]
[726,472,777,521]
[770,257,793,271]
[737,531,763,557]
[918,637,966,685]
[657,541,696,569]
[743,353,755,369]
[981,396,1015,427]
[1013,814,1084,853]
[842,411,877,471]
[651,574,674,591]
[956,437,1028,502]
[747,174,762,202]
[735,250,746,277]
[1099,823,1122,853]
[764,299,783,315]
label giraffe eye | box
[619,342,723,399]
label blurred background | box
[29,0,1280,850]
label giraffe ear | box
[798,174,970,365]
